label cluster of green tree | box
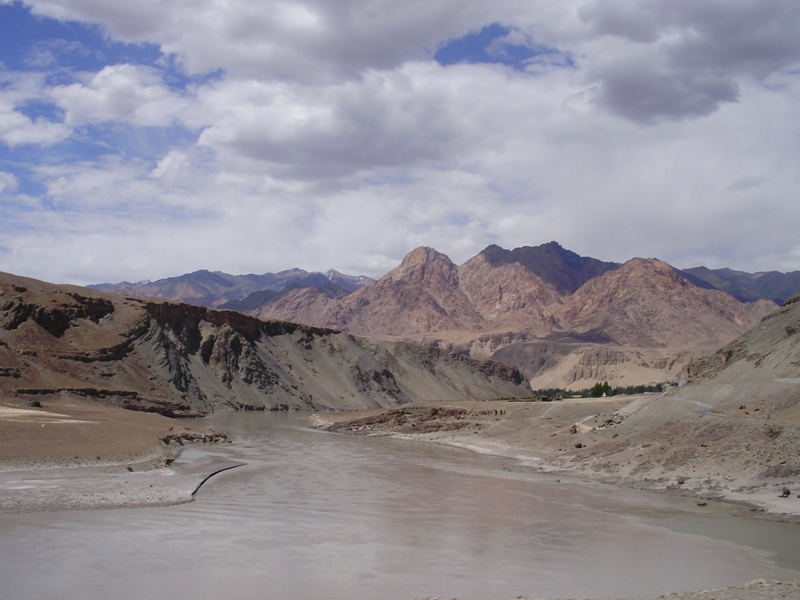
[589,381,612,397]
[534,382,668,400]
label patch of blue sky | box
[1,3,211,90]
[43,121,198,168]
[0,119,197,197]
[434,23,573,72]
[0,154,46,196]
[14,97,65,122]
[2,3,146,72]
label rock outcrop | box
[0,272,531,416]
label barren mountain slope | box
[93,245,795,393]
[479,241,619,294]
[248,249,784,390]
[249,285,344,328]
[493,340,691,390]
[686,266,800,305]
[490,259,777,390]
[558,258,777,349]
[457,252,562,333]
[680,294,800,412]
[544,295,800,508]
[0,272,530,417]
[484,258,776,390]
[307,247,484,336]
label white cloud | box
[49,64,192,127]
[1,0,800,285]
[22,0,495,79]
[196,63,477,181]
[150,150,190,182]
[0,71,71,146]
[0,105,71,146]
[0,171,18,193]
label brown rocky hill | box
[248,248,777,390]
[252,247,485,336]
[457,250,562,334]
[557,258,776,349]
[0,272,530,417]
[501,259,776,390]
[683,293,800,396]
[550,291,800,501]
[478,241,619,294]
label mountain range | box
[90,242,800,390]
[0,272,528,416]
[90,268,375,308]
[91,241,800,309]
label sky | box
[1,0,799,285]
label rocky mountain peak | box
[479,241,619,294]
[387,247,459,286]
[398,246,453,268]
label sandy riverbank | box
[0,397,233,512]
[311,396,800,522]
[419,579,800,600]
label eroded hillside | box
[0,272,530,416]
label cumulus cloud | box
[0,71,71,146]
[21,0,498,80]
[577,0,800,121]
[150,150,191,182]
[1,0,799,285]
[49,64,193,127]
[0,105,70,146]
[196,63,479,181]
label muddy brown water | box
[1,412,798,600]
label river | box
[1,412,798,600]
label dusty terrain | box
[2,272,799,598]
[0,395,227,512]
[0,269,529,513]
